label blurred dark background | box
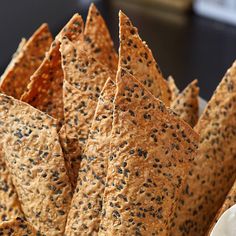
[1,0,236,100]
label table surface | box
[1,0,236,100]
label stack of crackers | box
[0,4,236,236]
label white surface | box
[211,204,236,236]
[199,97,207,116]
[194,0,236,26]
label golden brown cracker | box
[119,11,171,106]
[21,14,84,126]
[0,151,23,222]
[59,8,116,185]
[99,69,198,235]
[21,42,64,125]
[0,94,72,235]
[171,80,199,127]
[65,78,116,235]
[61,36,113,185]
[0,217,41,236]
[168,76,179,102]
[0,24,52,99]
[171,61,236,235]
[83,3,118,72]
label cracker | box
[0,94,72,235]
[171,61,236,235]
[61,37,113,185]
[207,181,236,235]
[168,76,179,102]
[119,11,171,106]
[0,217,41,236]
[0,149,23,222]
[65,78,116,235]
[83,3,118,72]
[99,69,199,235]
[0,24,52,99]
[20,42,64,125]
[21,14,84,126]
[171,80,199,127]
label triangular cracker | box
[0,217,40,236]
[83,3,118,72]
[171,61,236,235]
[56,13,84,42]
[61,36,113,186]
[21,14,84,126]
[168,76,179,102]
[0,24,52,99]
[65,78,116,235]
[119,11,171,106]
[21,42,64,125]
[207,181,236,235]
[99,69,198,235]
[171,80,199,127]
[0,94,72,235]
[0,150,23,222]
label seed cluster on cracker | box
[0,3,235,236]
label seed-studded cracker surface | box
[0,149,23,222]
[171,80,199,127]
[0,94,72,236]
[0,217,42,236]
[65,78,115,235]
[0,24,52,99]
[61,37,113,186]
[119,11,171,106]
[171,60,236,235]
[21,14,84,127]
[99,69,198,235]
[83,3,118,73]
